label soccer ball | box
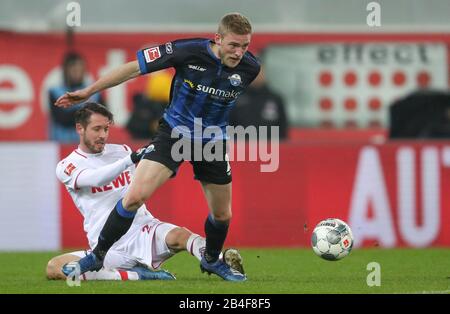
[311,218,354,261]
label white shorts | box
[70,219,178,270]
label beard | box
[82,136,105,154]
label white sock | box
[186,234,206,261]
[80,268,139,281]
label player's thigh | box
[124,159,172,205]
[192,143,232,219]
[46,251,86,280]
[201,182,232,220]
[125,120,183,206]
[191,141,232,186]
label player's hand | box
[130,145,150,163]
[54,88,91,108]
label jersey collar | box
[75,146,104,158]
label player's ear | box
[214,33,222,46]
[75,123,84,135]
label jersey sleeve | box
[55,159,87,190]
[122,144,132,153]
[136,40,186,74]
[56,155,134,190]
[75,157,134,189]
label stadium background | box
[1,0,449,252]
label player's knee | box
[166,227,191,251]
[211,209,232,221]
[122,192,145,209]
[46,258,63,280]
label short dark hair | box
[75,102,113,127]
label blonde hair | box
[218,12,252,36]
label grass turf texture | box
[0,248,449,294]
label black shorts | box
[142,119,232,185]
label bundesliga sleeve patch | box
[143,47,161,63]
[64,163,76,176]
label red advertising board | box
[60,141,450,249]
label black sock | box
[204,214,229,263]
[93,198,136,261]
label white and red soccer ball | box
[311,218,354,261]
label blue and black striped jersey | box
[136,38,260,141]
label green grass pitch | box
[0,248,449,294]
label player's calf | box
[47,259,65,280]
[46,253,81,280]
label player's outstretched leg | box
[61,262,175,281]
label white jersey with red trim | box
[56,144,163,266]
[56,143,178,269]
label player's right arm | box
[56,156,133,190]
[55,40,187,108]
[55,146,147,189]
[54,61,141,108]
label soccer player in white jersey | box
[47,102,244,281]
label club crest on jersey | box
[228,74,242,87]
[143,47,161,63]
[64,163,76,176]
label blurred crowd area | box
[1,0,449,143]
